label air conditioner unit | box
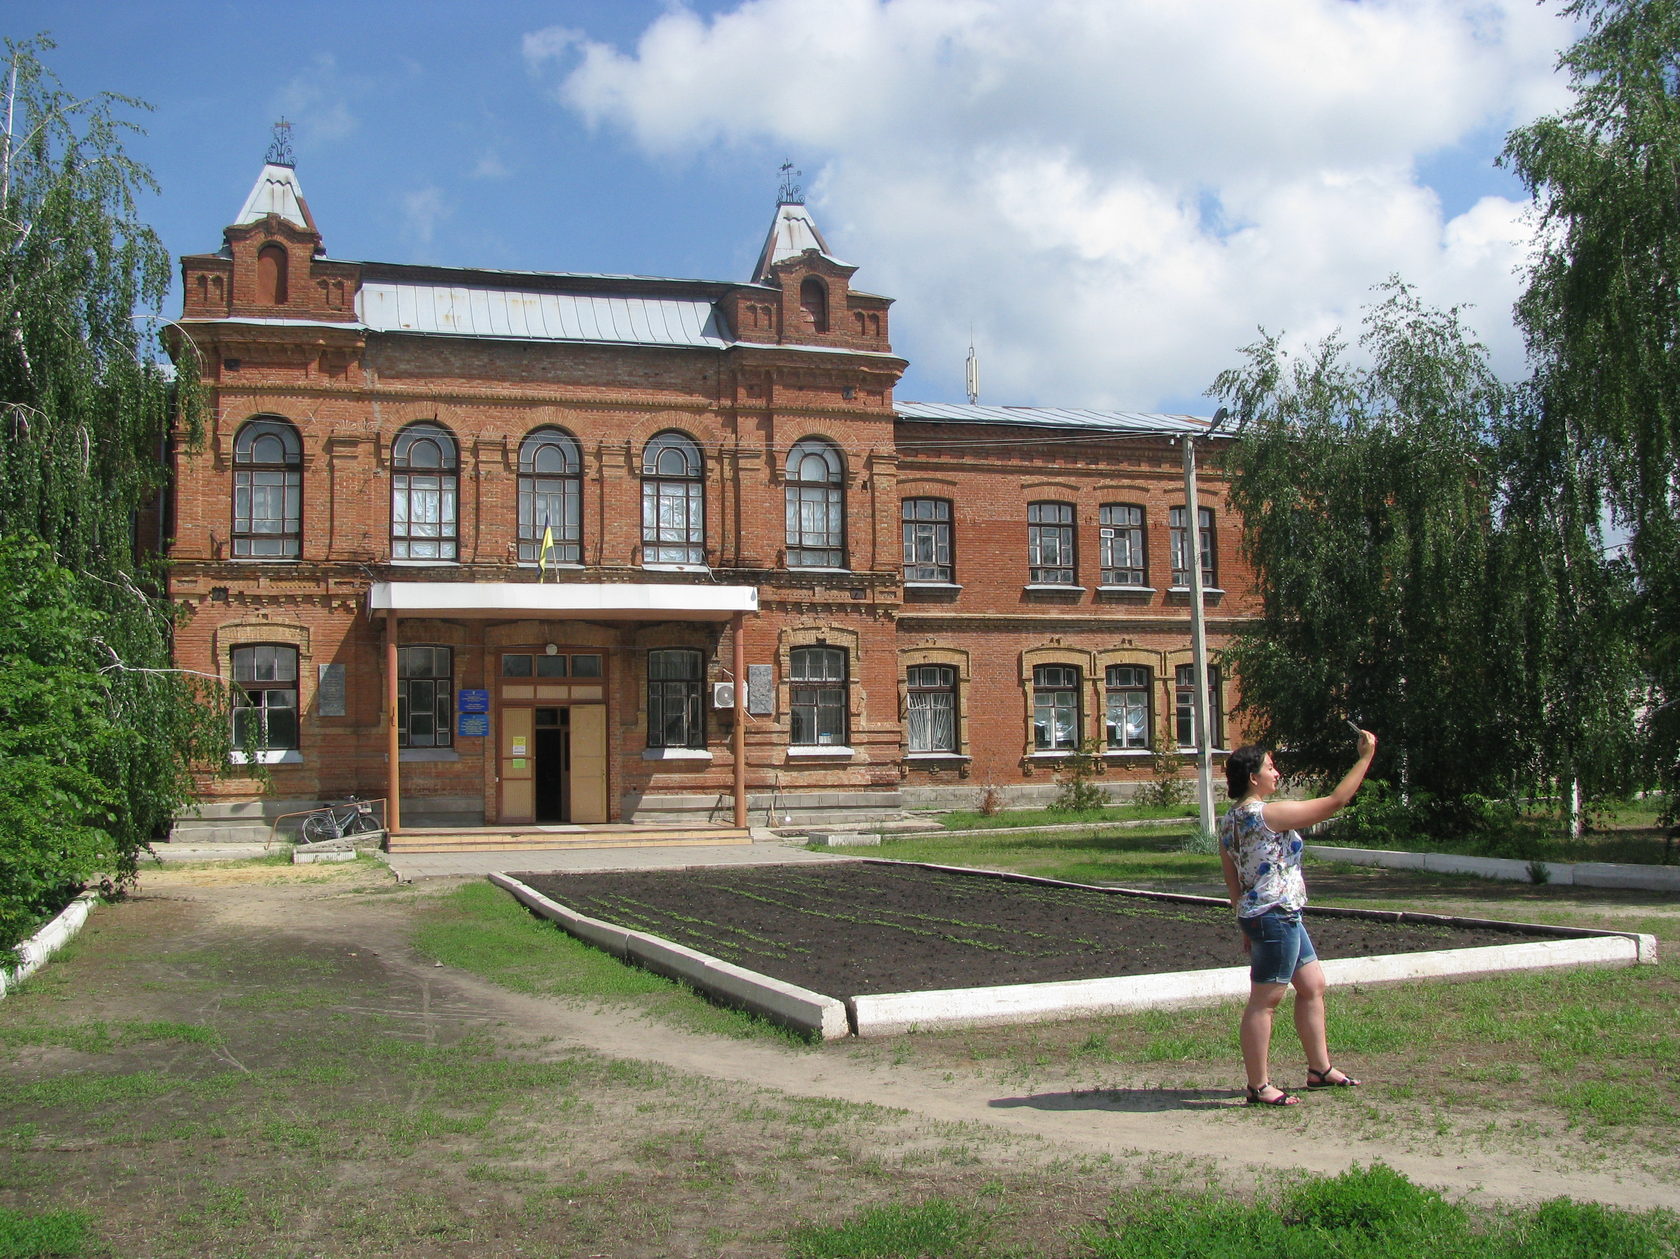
[711,681,736,709]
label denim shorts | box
[1238,908,1318,985]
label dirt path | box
[136,863,1677,1213]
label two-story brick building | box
[165,149,1254,839]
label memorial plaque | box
[459,688,490,713]
[457,713,489,738]
[316,664,346,717]
[747,663,773,716]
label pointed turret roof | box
[752,200,850,283]
[234,162,317,234]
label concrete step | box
[385,827,753,854]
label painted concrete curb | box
[2,893,96,1000]
[489,872,850,1040]
[850,933,1652,1037]
[1306,844,1680,891]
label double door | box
[499,704,606,824]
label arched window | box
[232,417,302,559]
[518,428,582,565]
[641,431,705,566]
[785,438,844,568]
[1099,503,1146,586]
[232,644,299,750]
[799,277,828,333]
[1170,505,1216,588]
[392,423,458,561]
[257,243,288,305]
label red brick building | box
[166,154,1255,835]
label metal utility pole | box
[1182,421,1218,834]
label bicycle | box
[300,795,382,843]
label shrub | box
[1138,733,1191,809]
[1050,739,1107,814]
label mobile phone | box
[1344,718,1362,740]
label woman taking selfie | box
[1220,730,1377,1106]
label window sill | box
[906,751,968,761]
[1097,584,1155,596]
[230,749,302,766]
[1167,585,1225,600]
[1102,749,1152,758]
[1023,584,1086,595]
[400,748,460,763]
[517,561,582,570]
[1177,747,1231,757]
[391,558,460,567]
[903,581,961,590]
[787,745,855,758]
[229,556,302,564]
[1028,749,1079,759]
[642,563,711,573]
[786,565,852,574]
[642,748,713,761]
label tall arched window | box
[785,438,844,568]
[392,423,458,561]
[518,428,582,565]
[641,431,705,566]
[799,277,829,333]
[257,243,288,304]
[232,417,302,559]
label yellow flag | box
[538,524,556,580]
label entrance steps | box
[385,824,753,854]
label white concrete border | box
[2,893,96,1000]
[1306,844,1680,891]
[489,872,849,1040]
[849,934,1650,1037]
[486,861,1657,1041]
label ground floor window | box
[1033,664,1081,751]
[231,644,298,750]
[648,648,705,749]
[1105,665,1150,749]
[399,645,453,748]
[790,646,847,746]
[1175,663,1223,749]
[905,664,957,753]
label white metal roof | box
[357,282,732,348]
[368,581,758,621]
[235,163,312,230]
[894,402,1216,436]
[753,201,851,282]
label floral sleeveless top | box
[1219,799,1308,917]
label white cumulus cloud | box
[531,0,1575,408]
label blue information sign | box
[457,712,490,738]
[458,688,490,713]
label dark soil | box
[510,860,1577,998]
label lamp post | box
[1182,408,1227,835]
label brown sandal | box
[1245,1082,1299,1106]
[1306,1066,1361,1088]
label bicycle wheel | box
[301,812,341,843]
[347,809,381,834]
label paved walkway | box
[151,830,857,881]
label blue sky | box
[8,1,1576,411]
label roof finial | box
[777,159,804,205]
[265,119,296,169]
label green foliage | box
[1502,0,1680,823]
[786,1199,992,1258]
[1082,1163,1679,1258]
[1050,738,1108,813]
[1212,281,1638,809]
[1138,733,1191,809]
[0,40,227,951]
[0,1206,92,1258]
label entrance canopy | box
[367,581,758,621]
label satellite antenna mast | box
[965,337,980,405]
